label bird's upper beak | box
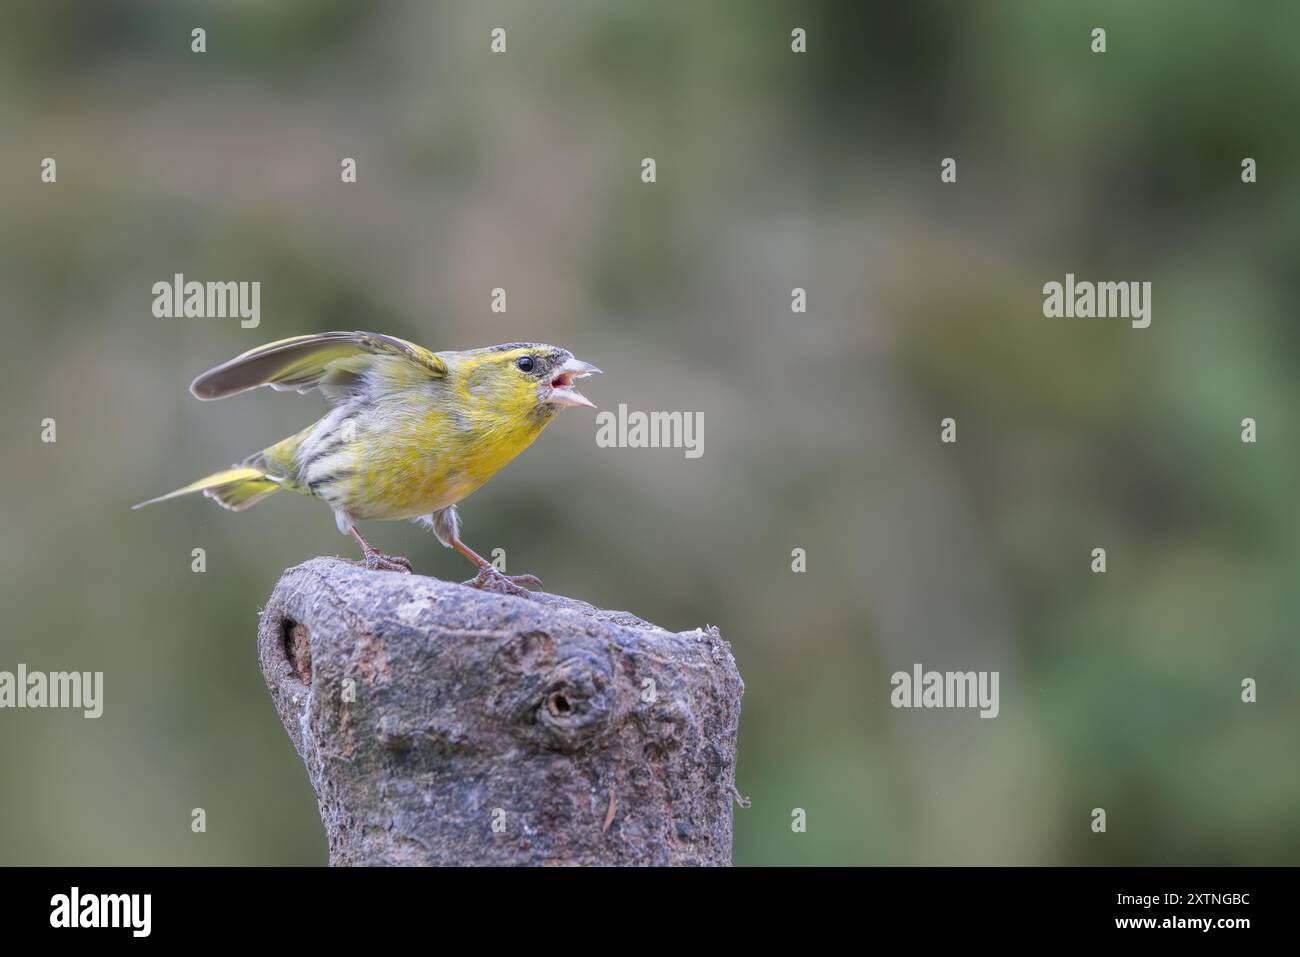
[547,357,602,409]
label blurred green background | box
[2,0,1298,865]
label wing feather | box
[189,331,447,401]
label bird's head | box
[451,343,602,422]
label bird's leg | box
[450,536,542,597]
[348,526,413,574]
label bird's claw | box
[359,551,413,574]
[464,565,542,597]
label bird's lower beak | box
[548,358,602,409]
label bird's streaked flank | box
[135,331,601,596]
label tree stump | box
[256,557,744,866]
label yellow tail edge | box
[132,467,273,511]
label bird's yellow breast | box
[330,385,556,520]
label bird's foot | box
[464,565,542,597]
[358,550,413,574]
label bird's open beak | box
[547,357,602,409]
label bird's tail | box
[132,465,282,512]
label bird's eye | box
[516,356,535,373]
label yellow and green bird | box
[134,331,601,595]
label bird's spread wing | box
[189,331,448,401]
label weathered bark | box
[256,557,743,866]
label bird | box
[134,331,601,596]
